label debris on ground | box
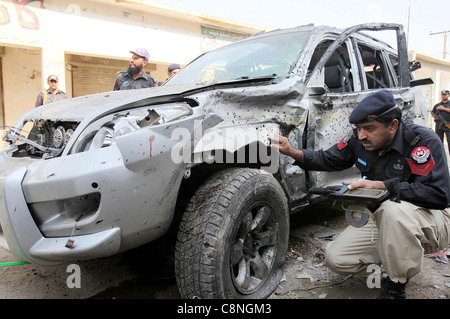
[270,206,450,300]
[311,232,335,240]
[425,250,449,264]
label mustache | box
[360,138,372,145]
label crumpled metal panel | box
[189,76,310,201]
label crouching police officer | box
[271,90,450,299]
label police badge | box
[338,136,350,150]
[406,146,435,176]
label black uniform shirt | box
[298,122,450,209]
[432,100,450,131]
[113,70,157,90]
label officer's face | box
[355,120,398,151]
[129,54,147,75]
[442,94,448,102]
[168,68,180,77]
[48,79,58,90]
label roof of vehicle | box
[241,23,395,51]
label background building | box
[409,51,450,126]
[0,0,261,129]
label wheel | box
[175,168,289,299]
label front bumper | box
[0,128,186,265]
[0,166,121,265]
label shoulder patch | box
[410,146,431,164]
[337,136,349,150]
[406,146,435,176]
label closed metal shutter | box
[71,64,120,97]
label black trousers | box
[435,126,450,154]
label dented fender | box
[194,124,279,154]
[115,110,223,171]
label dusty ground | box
[0,203,449,300]
[272,205,450,300]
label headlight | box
[72,103,193,154]
[90,127,114,150]
[113,117,141,136]
[88,117,140,150]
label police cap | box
[168,63,181,72]
[47,75,58,82]
[349,90,398,124]
[130,48,150,61]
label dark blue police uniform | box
[113,70,157,90]
[431,95,450,154]
[298,89,449,209]
[299,121,450,209]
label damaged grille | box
[6,120,79,159]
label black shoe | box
[377,278,407,299]
[381,271,389,283]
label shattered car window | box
[166,31,312,85]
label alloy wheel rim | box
[230,203,278,294]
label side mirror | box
[307,68,327,95]
[410,78,433,87]
[308,86,327,95]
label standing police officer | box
[432,89,450,153]
[270,90,450,299]
[114,48,157,90]
[35,75,68,107]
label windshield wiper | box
[234,74,277,81]
[189,74,278,90]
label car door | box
[304,23,410,189]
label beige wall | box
[410,51,450,107]
[0,0,203,90]
[2,46,41,128]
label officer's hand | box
[347,179,387,190]
[269,135,305,163]
[269,135,292,155]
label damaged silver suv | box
[0,23,431,299]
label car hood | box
[21,75,284,126]
[22,83,199,124]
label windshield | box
[166,31,312,85]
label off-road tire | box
[175,168,289,299]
